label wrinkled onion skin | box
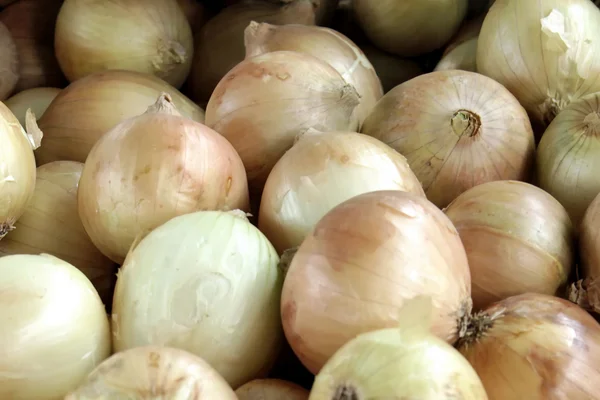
[236,379,309,400]
[579,192,600,313]
[459,294,600,400]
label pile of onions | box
[0,254,111,399]
[55,0,193,88]
[4,87,60,128]
[352,0,468,57]
[435,15,484,72]
[188,0,317,103]
[0,161,117,306]
[36,70,205,165]
[575,191,600,314]
[477,0,600,127]
[359,44,422,93]
[458,294,600,399]
[66,346,237,399]
[258,129,425,254]
[78,94,248,264]
[444,180,574,311]
[0,21,18,100]
[281,190,472,373]
[112,210,283,389]
[236,379,309,400]
[360,70,535,208]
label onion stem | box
[451,110,481,137]
[456,311,494,349]
[584,112,600,135]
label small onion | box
[575,191,600,314]
[78,94,248,264]
[36,69,205,165]
[259,129,425,254]
[236,379,309,400]
[282,190,472,373]
[112,210,283,389]
[4,87,60,128]
[360,70,535,208]
[0,254,111,400]
[66,346,237,399]
[359,44,422,93]
[458,294,600,399]
[444,180,574,311]
[0,21,18,100]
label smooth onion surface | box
[0,21,18,100]
[578,192,600,314]
[4,87,60,128]
[236,379,309,400]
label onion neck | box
[332,384,360,400]
[153,39,187,74]
[0,218,16,240]
[456,311,494,349]
[539,96,567,126]
[146,93,182,117]
[450,110,481,137]
[584,112,600,136]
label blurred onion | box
[4,87,60,128]
[0,21,18,100]
[574,192,600,314]
[236,379,309,400]
[359,45,422,93]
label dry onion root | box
[574,192,600,314]
[236,379,309,400]
[4,87,60,128]
[0,21,18,100]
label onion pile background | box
[1,0,600,399]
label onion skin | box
[177,0,207,34]
[281,190,472,374]
[359,44,422,93]
[36,70,205,165]
[458,294,600,399]
[4,87,60,128]
[434,38,478,72]
[0,21,18,101]
[578,192,600,314]
[236,379,309,400]
[360,70,535,208]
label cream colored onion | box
[0,21,18,101]
[477,0,600,127]
[4,87,60,128]
[55,0,193,88]
[66,346,238,399]
[574,191,600,314]
[112,210,283,389]
[236,379,309,400]
[0,254,111,400]
[36,69,205,165]
[359,45,422,93]
[259,129,425,254]
[282,190,472,374]
[361,70,535,208]
[78,94,248,264]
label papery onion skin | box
[236,379,309,400]
[65,346,238,399]
[4,87,60,128]
[0,254,111,400]
[112,210,283,389]
[458,294,600,399]
[0,21,18,101]
[259,130,425,254]
[444,180,574,311]
[359,44,422,93]
[36,69,205,165]
[361,70,535,208]
[281,190,472,374]
[578,192,600,314]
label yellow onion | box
[188,0,317,103]
[78,94,248,264]
[0,254,111,400]
[359,45,422,93]
[282,190,472,373]
[477,0,600,127]
[458,293,600,399]
[259,129,425,254]
[112,210,283,389]
[4,87,60,128]
[361,70,535,208]
[55,0,193,88]
[0,21,18,100]
[444,180,574,311]
[435,16,484,72]
[236,379,309,400]
[66,346,238,399]
[0,161,117,306]
[574,191,600,314]
[36,69,205,165]
[244,22,382,126]
[352,0,468,57]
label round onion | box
[575,191,600,314]
[66,346,237,399]
[458,293,600,399]
[360,70,535,208]
[359,44,422,93]
[55,0,193,88]
[112,210,283,389]
[258,129,424,254]
[0,254,111,399]
[4,87,60,128]
[78,94,248,264]
[281,190,472,374]
[236,379,309,400]
[36,69,205,165]
[0,21,18,100]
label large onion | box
[575,191,600,314]
[36,69,205,165]
[4,87,60,128]
[112,210,283,389]
[359,44,422,93]
[258,129,424,254]
[282,190,472,374]
[360,70,535,208]
[0,21,18,100]
[236,379,309,400]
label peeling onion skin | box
[236,379,309,400]
[281,190,472,374]
[360,70,535,209]
[4,87,60,129]
[578,192,600,314]
[0,21,18,101]
[444,180,574,311]
[458,294,600,400]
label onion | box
[434,16,484,72]
[78,94,248,264]
[258,129,425,254]
[352,0,468,57]
[4,87,60,128]
[359,45,422,93]
[66,346,237,399]
[236,379,309,400]
[458,293,600,399]
[177,0,207,34]
[0,254,111,399]
[477,0,600,127]
[282,190,472,374]
[574,191,600,314]
[188,0,317,103]
[444,180,574,311]
[112,210,283,389]
[0,21,18,101]
[360,70,535,208]
[36,69,205,165]
[244,22,382,126]
[55,0,193,88]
